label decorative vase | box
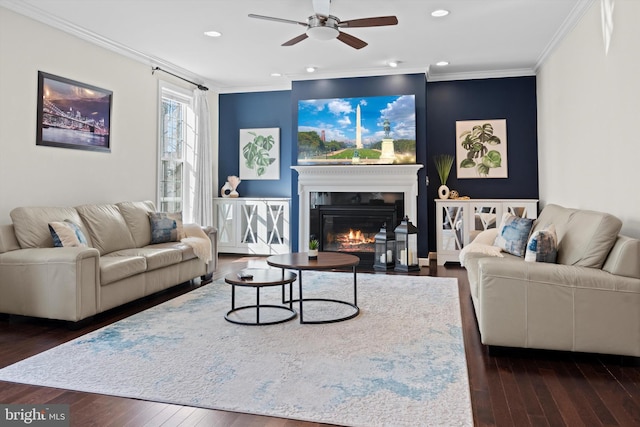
[438,184,450,200]
[220,182,233,198]
[308,249,318,259]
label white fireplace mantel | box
[292,164,424,250]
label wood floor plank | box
[0,256,639,426]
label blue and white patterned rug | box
[0,270,472,426]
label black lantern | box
[374,222,395,271]
[394,216,419,272]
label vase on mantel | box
[438,184,450,200]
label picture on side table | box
[456,119,508,178]
[36,71,112,152]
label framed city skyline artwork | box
[36,71,112,152]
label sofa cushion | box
[493,213,534,257]
[48,220,89,248]
[149,212,183,244]
[10,206,91,249]
[533,204,622,268]
[99,255,147,286]
[116,201,156,248]
[524,225,558,263]
[109,247,182,271]
[76,204,136,255]
[151,241,197,261]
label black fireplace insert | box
[312,203,400,266]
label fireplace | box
[312,203,400,266]
[292,164,424,259]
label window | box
[158,83,195,217]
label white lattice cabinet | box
[213,198,290,255]
[435,199,538,265]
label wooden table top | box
[266,252,360,270]
[224,268,297,287]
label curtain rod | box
[152,66,209,91]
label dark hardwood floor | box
[1,254,639,426]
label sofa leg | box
[201,273,213,285]
[66,316,95,331]
[487,345,508,357]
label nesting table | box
[224,268,297,326]
[266,252,360,324]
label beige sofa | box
[0,201,217,323]
[461,204,640,357]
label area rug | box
[0,271,472,426]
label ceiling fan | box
[248,0,398,50]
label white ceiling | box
[2,0,593,93]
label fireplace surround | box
[292,165,423,254]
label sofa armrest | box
[0,247,100,321]
[202,225,218,273]
[182,223,218,274]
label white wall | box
[0,8,218,225]
[537,0,640,237]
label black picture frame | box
[36,71,112,152]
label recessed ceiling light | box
[388,61,399,68]
[270,72,282,77]
[306,66,316,73]
[431,9,450,18]
[204,30,222,37]
[436,61,449,66]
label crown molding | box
[426,67,536,82]
[535,0,596,70]
[0,0,216,90]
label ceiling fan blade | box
[312,0,331,18]
[339,16,398,28]
[336,31,368,49]
[282,33,309,46]
[248,13,307,27]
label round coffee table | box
[266,252,360,324]
[224,268,297,326]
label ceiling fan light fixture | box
[306,25,339,40]
[431,9,450,18]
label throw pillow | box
[149,212,183,244]
[525,224,558,263]
[493,213,534,257]
[48,220,88,247]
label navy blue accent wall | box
[426,76,539,251]
[291,74,428,254]
[218,90,292,197]
[217,75,539,257]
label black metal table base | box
[224,304,296,326]
[282,265,359,324]
[285,298,359,324]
